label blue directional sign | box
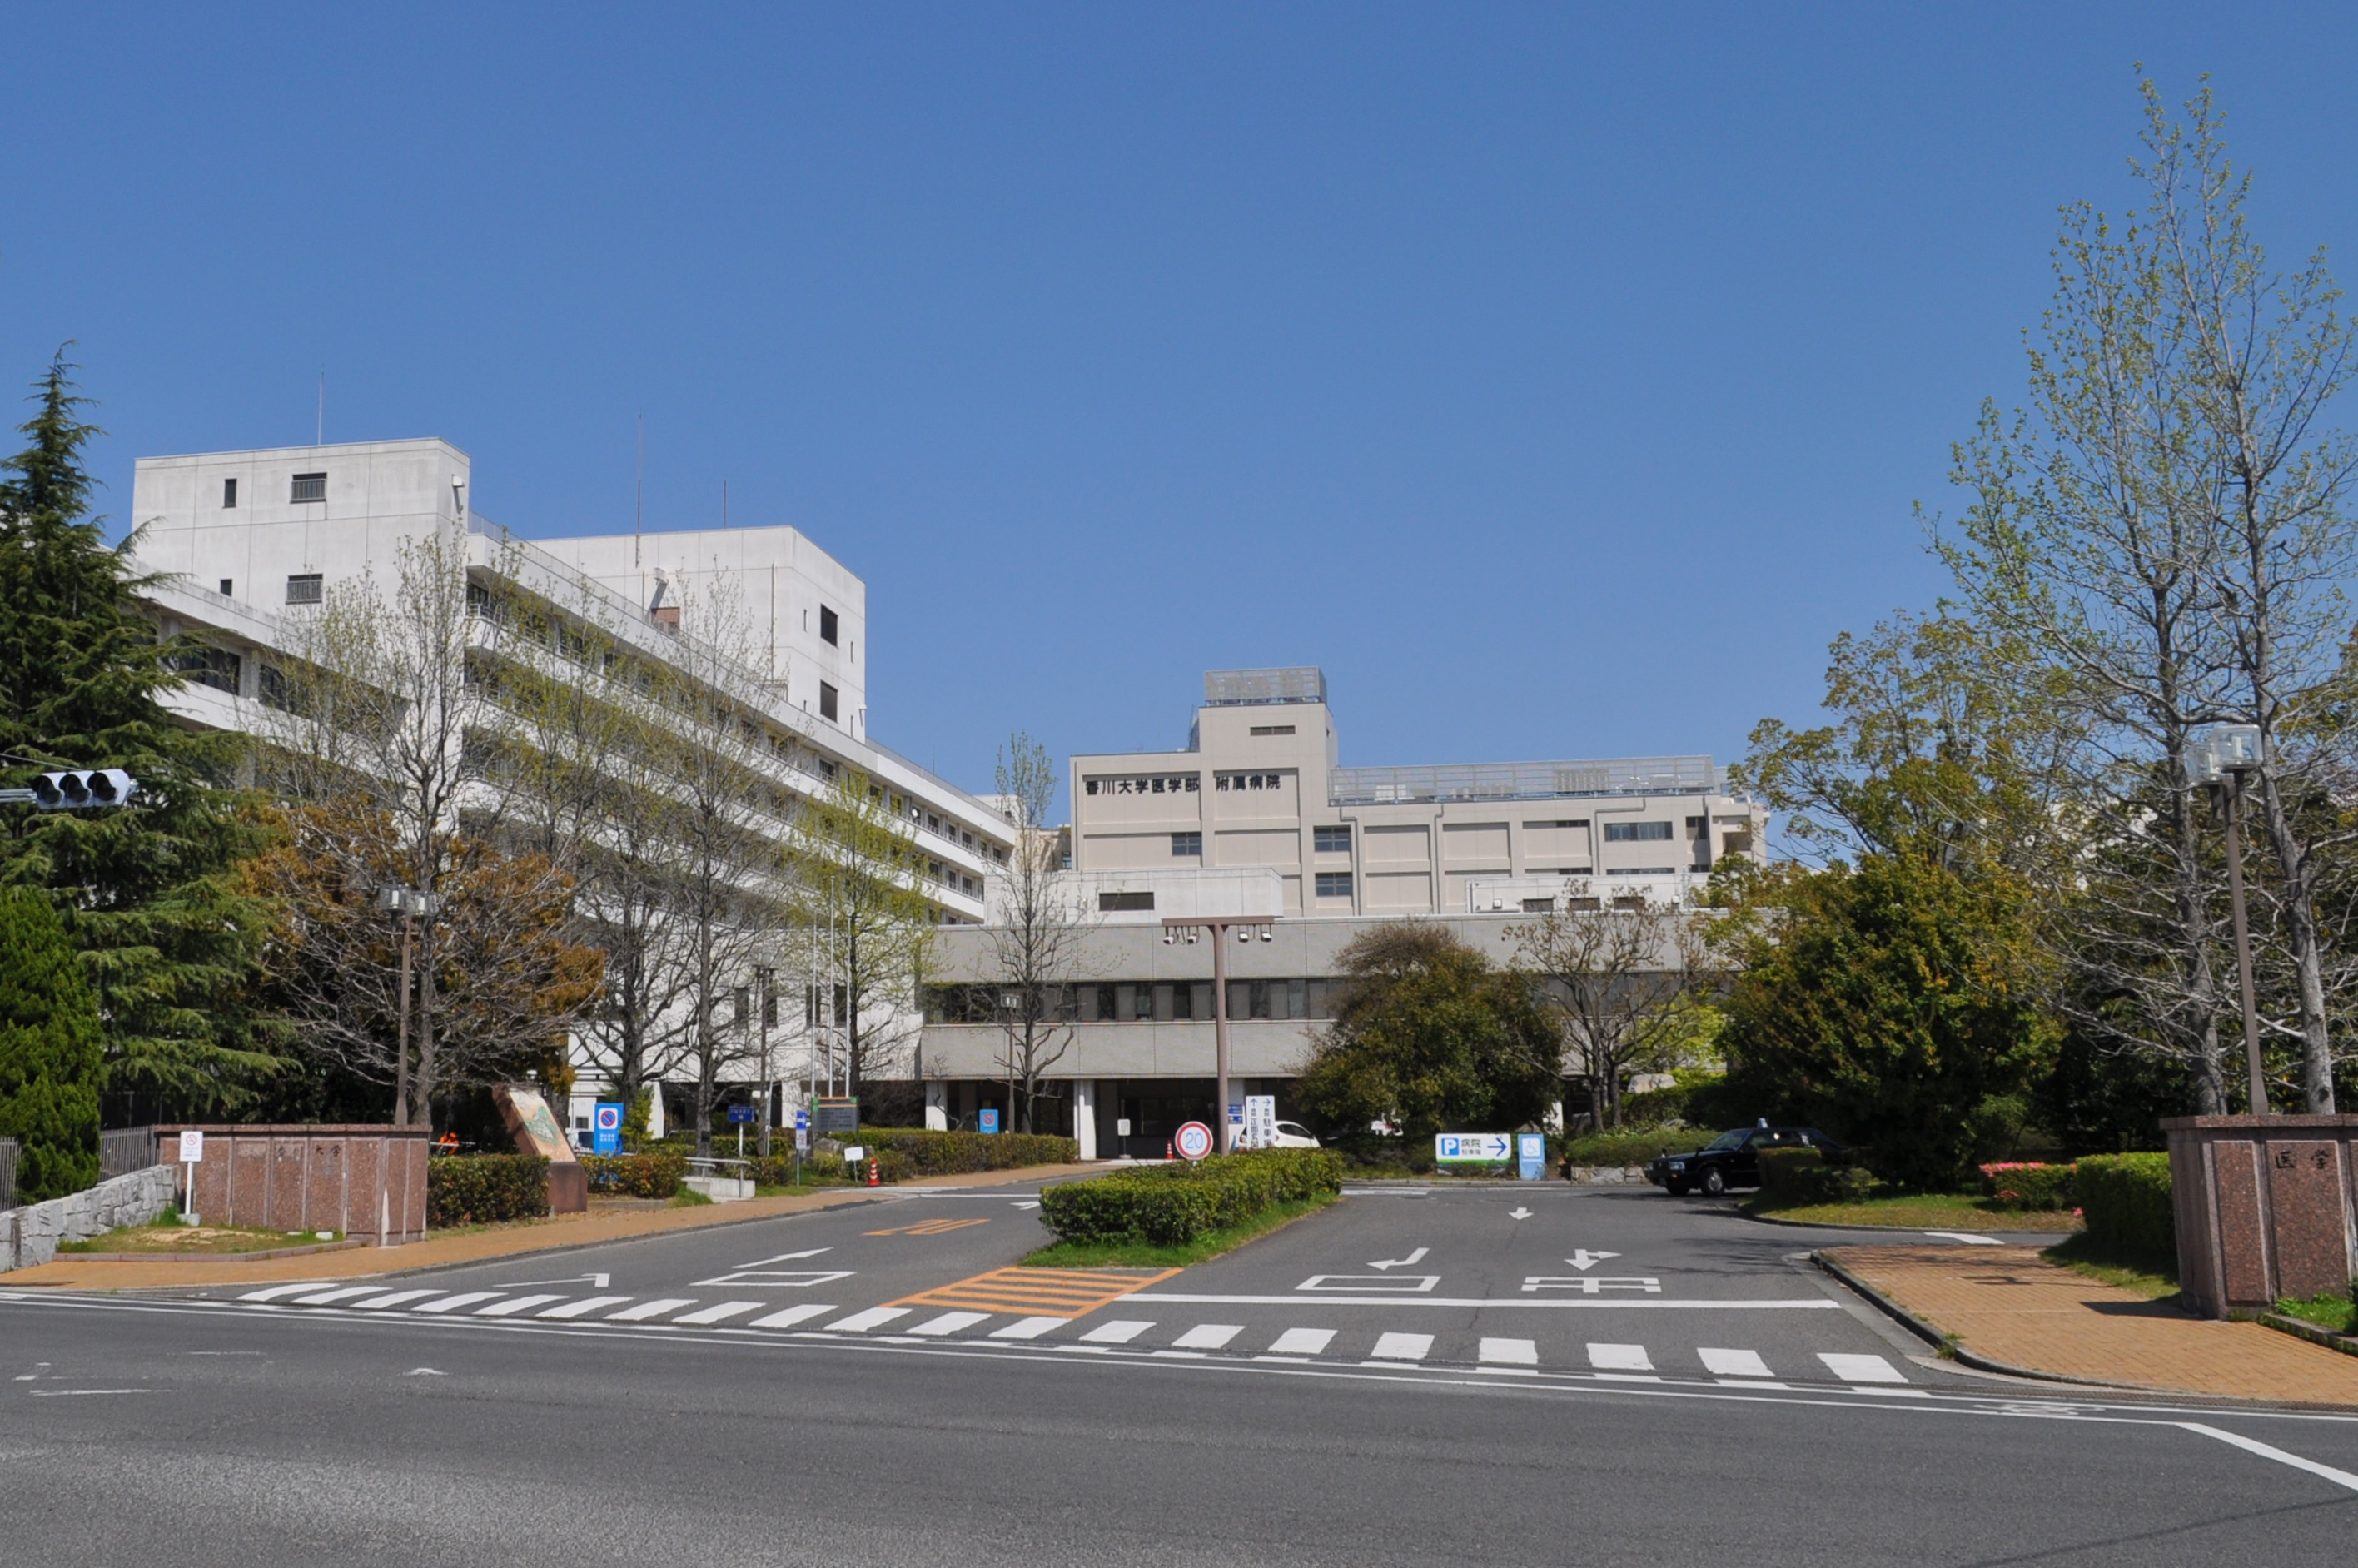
[1435,1132,1513,1163]
[793,1108,809,1131]
[592,1102,623,1156]
[978,1108,1000,1134]
[727,1104,757,1124]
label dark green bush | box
[428,1153,550,1227]
[1756,1146,1874,1205]
[1037,1149,1343,1245]
[580,1151,686,1198]
[2077,1152,2173,1266]
[1619,1085,1688,1125]
[751,1148,913,1186]
[1559,1128,1712,1167]
[1979,1161,2077,1212]
[848,1128,1077,1175]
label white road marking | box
[403,1368,444,1377]
[287,1286,385,1306]
[988,1317,1066,1340]
[823,1307,911,1332]
[1368,1248,1429,1270]
[1297,1275,1440,1293]
[475,1295,566,1317]
[1522,1277,1663,1295]
[1369,1332,1434,1361]
[748,1304,837,1330]
[496,1273,611,1288]
[1478,1337,1539,1366]
[1123,1292,1838,1309]
[1565,1251,1620,1271]
[412,1292,505,1315]
[694,1269,856,1288]
[908,1312,992,1337]
[606,1298,698,1322]
[1819,1353,1908,1384]
[349,1289,440,1310]
[1923,1232,2005,1246]
[28,1388,150,1396]
[732,1249,832,1267]
[1699,1348,1773,1378]
[1268,1327,1336,1356]
[1588,1342,1654,1371]
[2181,1422,2358,1492]
[238,1282,335,1302]
[674,1302,765,1326]
[1172,1323,1244,1350]
[538,1297,630,1319]
[1508,1207,1533,1220]
[1080,1319,1154,1344]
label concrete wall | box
[0,1165,177,1273]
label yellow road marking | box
[887,1266,1181,1318]
[863,1217,993,1237]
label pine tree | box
[0,885,102,1200]
[0,350,286,1115]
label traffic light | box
[32,769,137,810]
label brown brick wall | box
[156,1126,431,1246]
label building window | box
[819,605,838,645]
[1521,897,1556,913]
[285,574,323,605]
[819,681,838,721]
[1171,831,1201,857]
[1098,890,1155,912]
[1315,871,1353,899]
[1607,867,1676,876]
[290,472,326,504]
[1249,724,1295,736]
[222,478,237,508]
[1313,825,1351,854]
[1604,820,1674,842]
[172,645,241,695]
[218,578,233,596]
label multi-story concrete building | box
[127,437,1015,1133]
[918,668,1762,1156]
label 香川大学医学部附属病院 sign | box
[1435,1133,1512,1163]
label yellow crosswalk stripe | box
[864,1217,994,1236]
[886,1267,1179,1317]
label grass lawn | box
[2270,1290,2354,1333]
[1747,1192,2083,1232]
[2038,1234,2181,1302]
[1021,1192,1338,1269]
[60,1212,341,1254]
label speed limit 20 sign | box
[1172,1121,1215,1161]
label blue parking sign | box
[592,1102,623,1156]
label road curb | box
[2260,1312,2358,1358]
[1809,1250,2156,1391]
[1744,1208,2072,1241]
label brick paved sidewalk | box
[1,1162,1079,1292]
[1826,1243,2358,1406]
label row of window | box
[222,473,327,509]
[925,979,1343,1025]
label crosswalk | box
[227,1280,1918,1386]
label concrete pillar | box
[924,1080,949,1132]
[1073,1079,1097,1160]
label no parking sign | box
[593,1102,623,1155]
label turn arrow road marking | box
[1369,1248,1430,1271]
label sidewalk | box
[1825,1243,2358,1406]
[0,1162,1079,1292]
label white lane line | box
[1923,1232,2005,1246]
[239,1283,335,1302]
[1081,1319,1154,1344]
[475,1295,566,1317]
[538,1296,630,1319]
[1369,1332,1434,1362]
[1172,1323,1244,1351]
[823,1307,911,1333]
[412,1292,505,1315]
[1120,1293,1841,1310]
[2181,1422,2358,1493]
[748,1304,836,1330]
[1699,1348,1773,1378]
[1588,1342,1654,1372]
[1479,1337,1539,1366]
[989,1317,1067,1340]
[607,1298,698,1322]
[908,1311,992,1337]
[1820,1353,1908,1384]
[349,1289,440,1310]
[287,1286,385,1307]
[674,1302,764,1326]
[1717,1379,1792,1390]
[1268,1327,1336,1356]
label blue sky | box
[7,5,2358,805]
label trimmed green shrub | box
[1038,1149,1343,1245]
[846,1128,1077,1174]
[1756,1146,1873,1205]
[428,1153,550,1227]
[0,887,102,1202]
[1980,1161,2077,1212]
[2077,1152,2173,1266]
[580,1151,685,1198]
[751,1148,913,1186]
[1558,1128,1713,1167]
[1618,1084,1688,1126]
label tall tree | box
[786,765,936,1106]
[0,886,102,1201]
[984,733,1092,1133]
[1510,882,1709,1129]
[0,351,281,1115]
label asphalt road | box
[6,1182,2355,1566]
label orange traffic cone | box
[1166,1139,1175,1161]
[867,1158,880,1187]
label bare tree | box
[983,734,1093,1133]
[786,764,936,1106]
[1510,884,1709,1128]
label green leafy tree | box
[1293,922,1560,1145]
[0,352,282,1114]
[0,885,102,1200]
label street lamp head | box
[2210,724,2263,774]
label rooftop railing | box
[1204,667,1326,706]
[1328,755,1718,805]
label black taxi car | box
[1644,1124,1846,1197]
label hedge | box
[580,1151,686,1198]
[428,1153,550,1227]
[1037,1149,1343,1246]
[1980,1161,2077,1212]
[843,1128,1078,1175]
[749,1149,913,1187]
[1756,1146,1872,1205]
[2077,1152,2174,1267]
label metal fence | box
[1329,754,1718,806]
[0,1137,17,1212]
[101,1127,158,1181]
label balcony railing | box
[1328,755,1718,805]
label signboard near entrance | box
[1435,1133,1513,1163]
[978,1108,1000,1134]
[727,1105,757,1125]
[1243,1096,1277,1150]
[1173,1122,1215,1162]
[1518,1132,1546,1181]
[813,1097,859,1134]
[592,1103,623,1156]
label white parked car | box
[1266,1121,1321,1149]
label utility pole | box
[1162,913,1276,1152]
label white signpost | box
[177,1130,204,1225]
[1434,1133,1512,1164]
[1243,1095,1277,1150]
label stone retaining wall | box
[0,1164,177,1273]
[1564,1165,1650,1185]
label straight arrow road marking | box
[1368,1248,1429,1270]
[1565,1251,1619,1271]
[1509,1207,1533,1220]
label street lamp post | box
[2193,726,2268,1116]
[1162,913,1276,1152]
[380,886,440,1127]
